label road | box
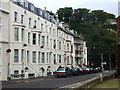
[2,70,116,89]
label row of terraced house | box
[0,0,87,81]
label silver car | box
[54,67,72,78]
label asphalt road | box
[2,70,116,89]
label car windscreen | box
[71,68,77,71]
[57,67,65,71]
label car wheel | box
[65,75,68,78]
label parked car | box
[79,68,85,75]
[54,67,72,78]
[89,68,94,74]
[93,67,102,73]
[84,68,91,74]
[71,68,81,76]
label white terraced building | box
[0,0,87,81]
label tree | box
[74,8,90,23]
[56,8,116,68]
[57,7,73,22]
[56,8,64,21]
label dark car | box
[71,68,81,76]
[79,68,85,75]
[90,68,94,74]
[93,67,102,73]
[84,68,91,74]
[54,67,72,78]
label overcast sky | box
[28,0,119,17]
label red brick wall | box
[117,17,120,31]
[116,45,120,75]
[116,17,120,75]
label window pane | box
[14,28,19,41]
[42,36,45,47]
[21,49,24,62]
[41,24,43,30]
[59,55,61,63]
[28,33,30,44]
[38,34,40,45]
[14,12,17,22]
[21,15,24,24]
[29,18,31,27]
[33,33,36,45]
[47,36,49,46]
[27,51,29,63]
[21,28,24,41]
[42,52,45,63]
[38,52,40,63]
[47,53,49,63]
[32,51,36,63]
[14,49,19,62]
[14,70,19,75]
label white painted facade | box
[0,0,10,80]
[0,0,87,81]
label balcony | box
[12,22,26,27]
[74,41,82,45]
[75,54,83,58]
[66,40,71,42]
[31,27,42,33]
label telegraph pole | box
[116,16,120,76]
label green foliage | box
[57,7,73,22]
[57,7,116,68]
[74,8,90,23]
[103,24,117,31]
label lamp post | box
[109,48,112,70]
[101,54,104,71]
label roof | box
[105,19,117,25]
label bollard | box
[96,73,103,82]
[99,73,103,82]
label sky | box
[28,0,119,17]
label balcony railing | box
[74,41,83,45]
[75,54,83,58]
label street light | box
[109,48,112,70]
[101,54,104,71]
